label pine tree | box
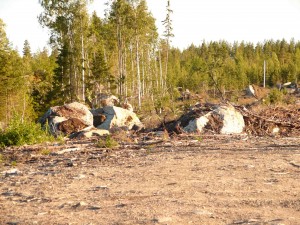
[162,0,174,93]
[23,40,31,58]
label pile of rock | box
[163,103,245,135]
[39,96,143,138]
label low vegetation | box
[96,135,119,149]
[0,116,55,147]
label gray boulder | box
[40,102,93,136]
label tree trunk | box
[136,37,141,108]
[130,43,135,95]
[154,53,159,89]
[141,50,145,97]
[117,18,123,96]
[165,40,169,92]
[81,32,85,102]
[159,50,163,91]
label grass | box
[97,135,119,148]
[40,148,51,155]
[0,116,55,147]
[111,130,133,143]
[194,136,203,142]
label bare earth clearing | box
[1,135,300,225]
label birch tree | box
[39,0,90,102]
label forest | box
[1,0,300,127]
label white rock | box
[272,127,280,134]
[97,106,143,131]
[184,105,245,134]
[215,105,245,134]
[82,129,110,138]
[246,85,255,96]
[2,168,19,176]
[184,113,210,133]
[57,147,80,155]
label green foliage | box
[31,48,57,118]
[11,161,17,167]
[265,89,284,105]
[40,148,51,155]
[195,136,203,142]
[0,20,35,124]
[23,40,31,58]
[0,116,55,147]
[96,135,119,148]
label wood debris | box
[239,106,300,136]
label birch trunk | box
[136,37,141,108]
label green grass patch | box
[0,116,55,147]
[11,161,17,167]
[40,148,51,155]
[97,135,119,148]
[195,136,203,142]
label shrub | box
[40,148,51,155]
[265,89,284,105]
[97,135,119,148]
[0,116,55,147]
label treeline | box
[173,39,300,93]
[1,0,300,127]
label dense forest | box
[1,0,300,126]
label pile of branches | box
[156,102,300,137]
[239,106,300,136]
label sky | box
[1,0,300,54]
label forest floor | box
[0,134,300,225]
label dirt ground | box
[1,135,300,225]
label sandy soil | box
[1,135,300,225]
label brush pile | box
[162,103,300,137]
[240,106,300,136]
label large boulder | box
[213,105,245,134]
[183,104,245,134]
[165,103,245,135]
[39,102,93,136]
[92,106,143,131]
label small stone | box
[194,210,213,215]
[156,217,172,223]
[2,169,19,176]
[88,205,101,210]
